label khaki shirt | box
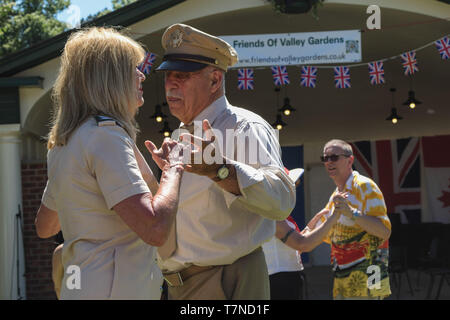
[159,96,296,272]
[42,117,162,299]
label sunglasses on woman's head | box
[320,154,350,163]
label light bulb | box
[283,109,291,116]
[392,118,398,124]
[276,124,283,130]
[164,131,170,137]
[409,103,415,109]
[156,116,163,122]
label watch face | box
[217,166,229,179]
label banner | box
[422,135,450,224]
[220,30,362,68]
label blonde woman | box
[34,27,185,299]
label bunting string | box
[137,34,448,90]
[230,34,448,70]
[234,35,448,89]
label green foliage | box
[0,0,138,58]
[112,0,136,10]
[80,7,111,25]
[80,0,137,25]
[0,0,71,58]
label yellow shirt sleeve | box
[362,181,391,230]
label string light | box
[272,114,287,130]
[386,108,403,124]
[150,104,166,123]
[279,97,296,116]
[159,121,172,137]
[386,88,403,124]
[403,90,422,109]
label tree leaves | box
[0,0,137,58]
[0,0,70,58]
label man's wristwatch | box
[212,164,230,182]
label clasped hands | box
[145,119,224,178]
[332,192,357,219]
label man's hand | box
[180,119,224,178]
[145,138,186,171]
[333,192,354,218]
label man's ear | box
[210,69,223,93]
[348,155,355,168]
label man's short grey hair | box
[323,139,353,156]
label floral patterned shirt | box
[320,171,391,298]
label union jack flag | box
[350,137,421,223]
[435,36,450,60]
[138,52,156,75]
[333,66,351,89]
[401,51,419,76]
[271,65,290,86]
[237,68,254,90]
[300,66,317,88]
[368,61,385,85]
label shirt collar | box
[179,95,228,128]
[333,170,357,195]
[344,170,357,191]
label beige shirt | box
[42,117,162,299]
[159,96,296,272]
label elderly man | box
[311,139,391,300]
[145,23,296,300]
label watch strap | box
[351,208,361,221]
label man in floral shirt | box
[314,139,391,299]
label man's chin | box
[168,104,184,119]
[327,171,337,178]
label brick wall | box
[21,162,57,300]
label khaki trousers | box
[168,247,270,300]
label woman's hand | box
[307,208,330,230]
[145,138,186,171]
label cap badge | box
[169,29,183,48]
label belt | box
[163,265,215,287]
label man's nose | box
[165,74,178,89]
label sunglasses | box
[320,154,350,163]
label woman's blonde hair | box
[47,27,145,149]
